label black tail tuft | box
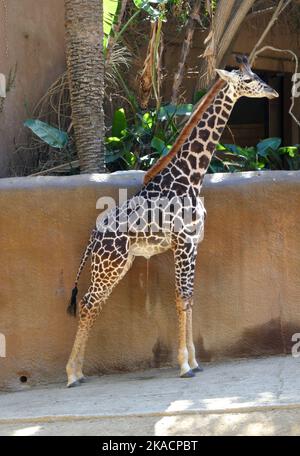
[67,286,78,317]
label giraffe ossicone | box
[66,55,278,388]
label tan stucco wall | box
[1,171,300,391]
[0,0,65,176]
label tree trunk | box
[196,0,236,90]
[196,0,255,91]
[218,0,256,66]
[171,0,201,105]
[65,0,105,173]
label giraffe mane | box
[143,78,226,185]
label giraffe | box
[66,56,278,387]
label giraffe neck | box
[144,79,225,185]
[175,83,236,192]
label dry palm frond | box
[10,73,73,176]
[105,43,132,89]
[10,42,132,176]
[139,21,159,109]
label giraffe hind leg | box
[66,291,103,388]
[66,237,133,388]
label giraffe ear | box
[215,69,238,83]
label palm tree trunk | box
[65,0,105,173]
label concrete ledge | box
[1,356,300,435]
[1,171,300,390]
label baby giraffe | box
[66,56,278,387]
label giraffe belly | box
[129,237,171,259]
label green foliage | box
[133,0,169,21]
[104,0,119,47]
[211,138,300,173]
[105,103,192,171]
[158,104,193,121]
[24,115,300,174]
[130,0,200,25]
[105,102,300,174]
[256,137,282,157]
[24,119,69,149]
[111,108,127,137]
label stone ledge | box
[0,356,300,436]
[1,169,300,190]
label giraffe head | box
[216,55,279,100]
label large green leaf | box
[151,136,170,156]
[136,111,153,130]
[112,108,127,138]
[123,151,137,167]
[158,104,193,121]
[194,90,206,104]
[256,137,281,157]
[216,143,227,151]
[104,0,119,47]
[105,150,123,163]
[278,146,298,157]
[142,112,153,129]
[24,119,68,149]
[223,144,244,155]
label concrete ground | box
[1,356,300,436]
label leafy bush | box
[212,138,300,173]
[105,104,193,171]
[24,115,300,174]
[105,106,300,173]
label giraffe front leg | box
[176,294,195,378]
[186,306,203,373]
[174,239,199,378]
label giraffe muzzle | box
[265,87,279,100]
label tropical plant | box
[105,103,193,171]
[24,120,69,150]
[104,0,119,48]
[211,138,300,172]
[105,107,300,172]
[24,113,300,174]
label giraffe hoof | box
[180,369,195,379]
[192,365,204,373]
[67,380,82,388]
[78,376,87,383]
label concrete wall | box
[1,171,300,391]
[0,0,65,176]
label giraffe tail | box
[67,286,78,317]
[67,228,97,317]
